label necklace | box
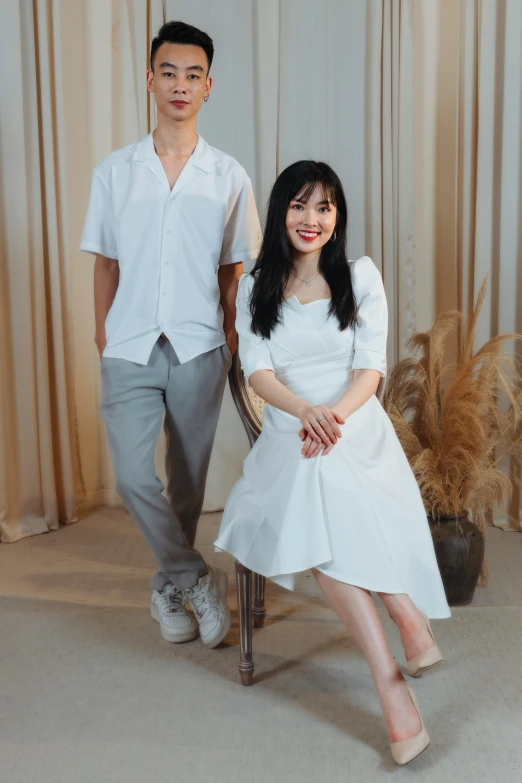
[290,269,319,288]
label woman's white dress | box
[215,257,451,619]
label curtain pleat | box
[0,0,84,542]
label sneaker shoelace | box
[184,583,217,623]
[160,586,185,615]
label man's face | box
[147,43,212,123]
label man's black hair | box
[150,20,214,72]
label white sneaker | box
[150,584,198,643]
[182,566,231,648]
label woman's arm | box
[331,368,381,419]
[249,369,344,447]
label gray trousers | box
[101,338,232,592]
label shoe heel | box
[406,613,443,677]
[422,612,433,637]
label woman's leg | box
[377,593,435,662]
[313,570,421,743]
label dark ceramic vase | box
[428,511,485,606]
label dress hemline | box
[214,546,452,620]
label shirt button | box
[166,230,172,235]
[164,261,170,266]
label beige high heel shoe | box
[390,686,430,765]
[406,612,443,677]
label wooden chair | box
[228,352,267,685]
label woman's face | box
[286,185,337,257]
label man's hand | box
[226,331,238,356]
[218,262,242,358]
[94,254,119,360]
[95,333,107,359]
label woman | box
[215,161,451,765]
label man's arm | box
[218,262,243,355]
[94,254,119,357]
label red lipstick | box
[297,230,319,242]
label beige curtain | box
[1,0,520,543]
[0,0,84,542]
[366,0,415,366]
[413,0,522,528]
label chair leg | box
[253,573,266,628]
[235,561,254,686]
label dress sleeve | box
[80,169,118,260]
[351,256,388,394]
[236,274,275,384]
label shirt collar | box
[131,132,215,173]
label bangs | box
[292,177,338,207]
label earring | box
[204,95,209,102]
[331,230,337,242]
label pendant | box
[306,281,312,287]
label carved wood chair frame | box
[228,352,267,685]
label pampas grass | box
[383,281,522,582]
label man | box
[80,21,260,648]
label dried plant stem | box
[383,279,522,585]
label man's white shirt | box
[80,133,261,365]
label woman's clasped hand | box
[296,403,345,458]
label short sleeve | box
[219,177,261,269]
[351,256,388,384]
[80,170,118,259]
[236,274,275,383]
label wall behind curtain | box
[1,0,520,541]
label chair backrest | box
[376,374,386,405]
[228,353,266,447]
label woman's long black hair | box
[249,160,357,338]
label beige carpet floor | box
[1,508,521,783]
